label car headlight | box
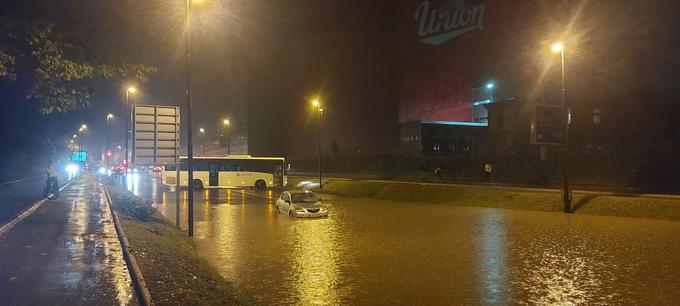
[296,208,306,213]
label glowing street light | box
[106,113,115,167]
[125,86,137,169]
[485,82,495,102]
[78,124,88,163]
[199,128,206,156]
[223,119,231,155]
[311,99,323,189]
[551,42,564,53]
[551,41,570,213]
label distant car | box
[276,190,328,218]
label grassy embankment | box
[106,185,250,306]
[290,177,680,221]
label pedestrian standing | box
[434,162,443,181]
[44,161,59,197]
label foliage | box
[107,185,155,221]
[0,18,156,114]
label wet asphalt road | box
[0,175,137,306]
[131,174,680,305]
[0,173,75,227]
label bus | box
[162,155,286,190]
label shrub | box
[108,186,155,221]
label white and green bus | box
[162,155,286,190]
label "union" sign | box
[415,0,485,46]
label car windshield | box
[290,192,320,203]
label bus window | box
[165,165,177,171]
[194,160,211,171]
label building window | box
[593,108,601,125]
[462,137,473,154]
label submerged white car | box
[276,190,328,218]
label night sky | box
[1,0,679,181]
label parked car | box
[276,190,328,218]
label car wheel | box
[192,179,203,190]
[255,179,266,190]
[276,204,279,213]
[288,209,294,218]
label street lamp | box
[106,114,114,168]
[312,99,323,189]
[78,124,87,164]
[485,82,495,103]
[222,119,230,155]
[125,86,137,170]
[199,128,206,156]
[551,41,570,213]
[184,0,210,237]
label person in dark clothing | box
[44,161,59,197]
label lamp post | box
[223,119,230,155]
[312,100,323,189]
[106,114,114,168]
[199,128,206,156]
[78,124,87,164]
[184,0,199,237]
[486,82,495,103]
[552,42,570,213]
[125,86,137,170]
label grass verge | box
[106,185,250,306]
[317,179,680,221]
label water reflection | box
[125,173,140,196]
[291,218,340,305]
[477,210,506,305]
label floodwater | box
[132,175,680,305]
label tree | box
[0,18,156,114]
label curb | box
[102,185,154,306]
[0,177,77,238]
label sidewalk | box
[0,174,138,306]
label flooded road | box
[131,175,680,305]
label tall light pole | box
[106,114,114,168]
[223,119,230,155]
[72,134,78,155]
[312,100,323,189]
[185,0,197,237]
[125,86,137,170]
[552,42,570,213]
[199,128,206,156]
[78,124,87,164]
